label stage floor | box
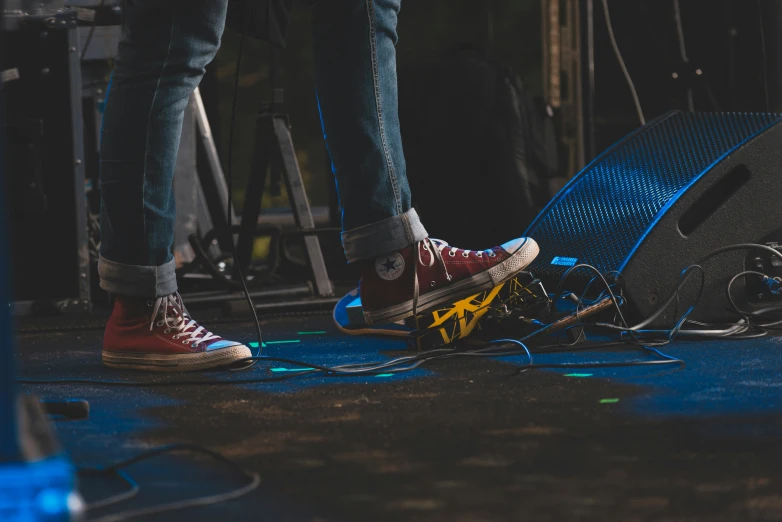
[14,311,782,521]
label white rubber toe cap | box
[206,340,245,351]
[500,237,533,254]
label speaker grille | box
[525,112,782,282]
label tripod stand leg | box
[233,119,271,279]
[273,117,334,297]
[194,87,236,253]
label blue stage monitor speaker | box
[524,111,782,325]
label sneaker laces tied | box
[149,293,219,346]
[418,238,452,282]
[412,238,455,319]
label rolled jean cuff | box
[341,208,428,263]
[98,256,178,298]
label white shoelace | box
[418,238,453,283]
[149,293,219,347]
[410,238,495,318]
[410,238,457,318]
[418,238,492,278]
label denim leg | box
[312,0,427,263]
[99,0,229,297]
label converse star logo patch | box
[375,253,405,281]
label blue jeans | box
[99,0,427,298]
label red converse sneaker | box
[102,293,252,372]
[360,237,539,324]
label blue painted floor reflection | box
[14,313,782,521]
[493,335,782,418]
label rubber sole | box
[364,238,540,325]
[102,343,252,372]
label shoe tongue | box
[156,304,185,323]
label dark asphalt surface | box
[14,312,782,521]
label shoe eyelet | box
[164,329,171,334]
[146,300,154,307]
[489,252,496,258]
[430,281,436,287]
[449,250,456,257]
[192,343,200,348]
[461,252,469,258]
[422,243,429,251]
[182,340,189,344]
[172,334,180,339]
[476,252,483,257]
[156,321,164,327]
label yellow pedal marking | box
[335,273,548,350]
[424,282,507,344]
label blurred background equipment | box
[225,0,294,48]
[4,0,781,318]
[399,44,561,249]
[1,3,84,521]
[542,0,782,175]
[542,0,586,183]
[5,0,337,316]
[229,82,334,298]
[3,1,91,315]
[5,0,66,14]
[6,2,782,520]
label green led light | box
[375,373,394,378]
[297,331,327,335]
[599,398,620,404]
[270,367,314,372]
[249,340,301,348]
[564,373,593,378]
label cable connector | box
[763,276,782,295]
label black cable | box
[746,305,782,325]
[726,272,782,328]
[80,469,139,512]
[78,443,260,522]
[618,265,704,343]
[576,265,746,346]
[700,243,782,265]
[515,350,684,372]
[700,244,782,327]
[80,0,108,62]
[16,339,685,385]
[484,262,699,362]
[15,262,695,384]
[451,339,684,372]
[492,262,696,356]
[549,263,631,334]
[226,0,264,364]
[18,244,782,386]
[581,243,782,344]
[725,270,767,321]
[600,0,646,125]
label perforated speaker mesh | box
[524,112,782,281]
